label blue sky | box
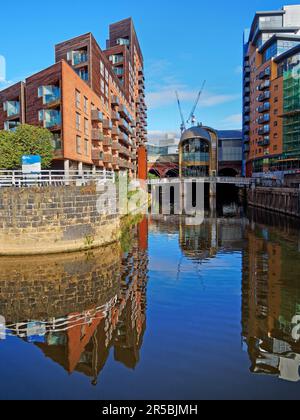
[0,0,298,136]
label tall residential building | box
[243,5,300,177]
[0,18,147,179]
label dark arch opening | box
[148,168,161,179]
[165,168,179,178]
[218,168,238,177]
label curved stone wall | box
[0,184,120,255]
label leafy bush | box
[0,124,54,169]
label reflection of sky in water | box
[0,214,300,400]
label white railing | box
[0,169,115,188]
[148,177,252,186]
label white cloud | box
[217,113,243,129]
[146,88,240,110]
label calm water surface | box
[0,206,300,400]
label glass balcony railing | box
[73,51,88,66]
[110,55,124,65]
[113,67,124,76]
[4,120,20,131]
[39,110,61,129]
[3,101,20,117]
[75,68,89,81]
[38,86,60,105]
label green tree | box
[0,124,54,169]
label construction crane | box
[175,91,186,134]
[186,80,206,127]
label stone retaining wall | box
[0,183,120,255]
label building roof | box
[274,43,300,63]
[180,126,211,142]
[217,130,243,140]
[258,34,300,54]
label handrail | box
[0,169,115,188]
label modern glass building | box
[179,126,218,178]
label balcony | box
[258,114,270,124]
[71,50,88,66]
[259,80,271,91]
[244,77,250,85]
[111,111,120,121]
[102,119,112,130]
[92,149,103,161]
[119,145,130,157]
[244,144,250,153]
[244,125,250,133]
[3,100,20,118]
[119,118,132,134]
[39,109,61,129]
[259,67,271,80]
[244,96,250,104]
[119,131,130,145]
[258,91,271,102]
[91,110,103,122]
[75,68,89,82]
[109,55,124,65]
[258,102,270,113]
[244,116,250,123]
[258,125,270,135]
[112,127,120,136]
[38,86,60,107]
[112,141,120,151]
[112,156,119,166]
[111,95,120,106]
[92,129,104,141]
[113,67,124,77]
[244,87,250,96]
[103,136,112,147]
[118,104,132,122]
[244,66,251,74]
[103,154,112,164]
[4,120,20,132]
[244,106,250,114]
[258,138,270,147]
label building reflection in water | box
[0,218,149,385]
[242,208,300,382]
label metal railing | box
[0,169,115,188]
[148,177,252,186]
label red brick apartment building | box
[0,18,148,179]
[243,5,300,177]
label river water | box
[0,205,299,400]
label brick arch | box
[148,162,179,179]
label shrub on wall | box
[0,124,54,169]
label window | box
[75,90,81,109]
[76,136,82,154]
[76,113,81,130]
[84,97,88,114]
[84,139,89,156]
[84,118,89,136]
[274,121,278,127]
[101,79,105,94]
[100,61,104,76]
